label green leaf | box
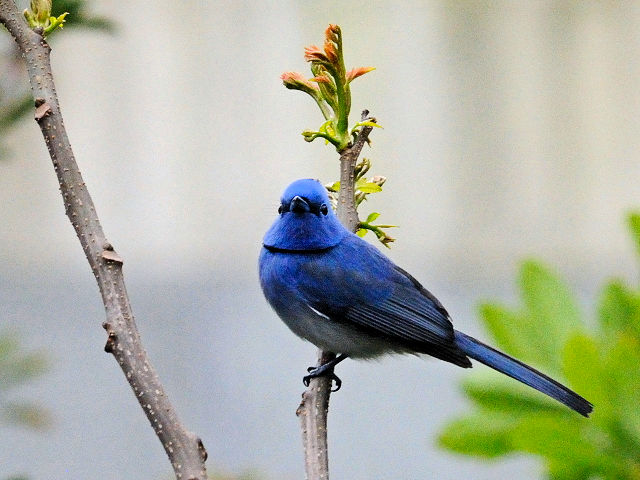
[546,461,592,480]
[604,335,640,445]
[356,229,367,237]
[437,412,519,458]
[355,177,383,194]
[628,212,640,259]
[2,402,51,430]
[365,212,380,223]
[0,333,48,392]
[318,119,334,135]
[357,183,382,193]
[511,414,623,477]
[0,351,48,391]
[480,261,582,374]
[43,12,69,37]
[0,333,19,359]
[0,95,33,131]
[599,279,640,340]
[562,333,609,417]
[510,414,590,459]
[606,419,640,467]
[519,261,582,365]
[440,230,640,479]
[356,121,383,129]
[478,303,532,362]
[462,371,569,415]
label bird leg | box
[303,353,349,392]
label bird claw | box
[303,366,342,392]
[330,374,342,392]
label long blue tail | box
[454,331,593,417]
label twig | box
[337,110,375,230]
[296,110,375,480]
[0,2,208,478]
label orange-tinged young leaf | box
[281,71,304,84]
[310,75,332,83]
[346,67,375,82]
[325,24,340,41]
[281,71,306,82]
[280,71,319,91]
[304,45,328,63]
[323,24,341,63]
[323,40,338,63]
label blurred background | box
[2,1,640,479]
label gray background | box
[2,1,639,479]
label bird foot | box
[303,364,342,392]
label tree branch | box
[337,110,375,231]
[0,2,208,478]
[296,110,375,480]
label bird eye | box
[320,204,328,215]
[278,205,283,214]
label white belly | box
[281,302,407,358]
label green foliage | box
[438,212,640,479]
[325,157,396,247]
[23,0,113,39]
[357,210,396,248]
[0,331,50,430]
[479,260,581,375]
[23,0,68,37]
[628,213,640,262]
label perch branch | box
[296,110,375,480]
[0,2,208,478]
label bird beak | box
[290,196,310,213]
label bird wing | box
[344,281,454,346]
[297,239,467,364]
[342,269,471,366]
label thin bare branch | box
[337,110,375,230]
[0,2,208,478]
[296,349,335,479]
[296,110,375,480]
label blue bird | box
[259,178,593,417]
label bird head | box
[263,179,348,251]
